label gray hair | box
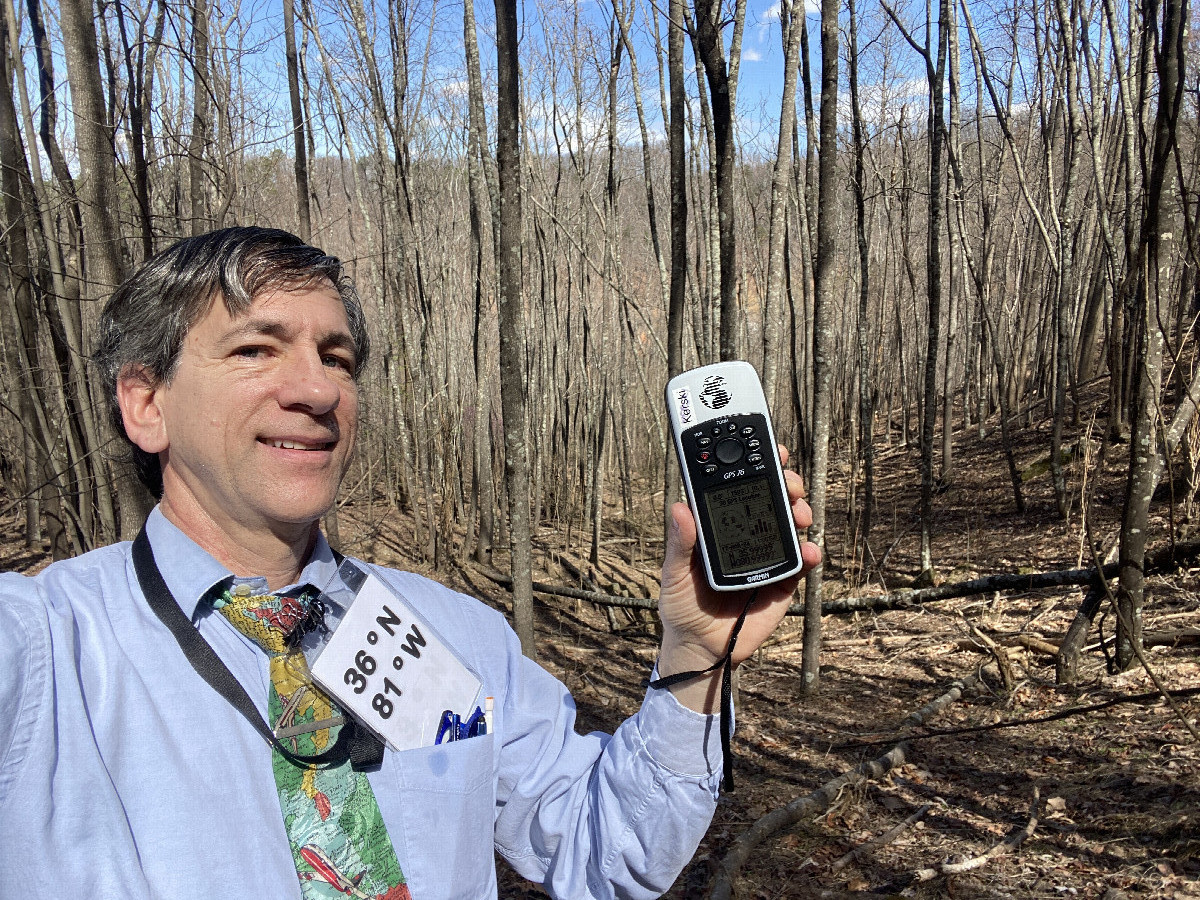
[95,227,370,497]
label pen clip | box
[435,709,457,745]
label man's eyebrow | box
[219,319,290,343]
[319,331,358,355]
[219,319,356,355]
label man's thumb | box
[663,502,698,574]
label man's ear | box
[116,366,169,454]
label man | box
[0,228,820,899]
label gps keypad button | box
[715,439,744,465]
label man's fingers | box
[663,502,698,568]
[777,445,808,501]
[800,540,823,571]
[783,469,807,501]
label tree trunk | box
[463,0,496,565]
[283,0,310,241]
[59,0,151,538]
[848,0,874,567]
[187,0,211,235]
[111,0,153,258]
[691,0,738,360]
[664,0,687,533]
[1116,0,1186,671]
[800,0,838,696]
[761,0,803,405]
[495,0,535,657]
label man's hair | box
[95,226,371,497]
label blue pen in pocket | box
[462,705,486,738]
[435,709,460,744]
[436,706,486,743]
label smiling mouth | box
[266,439,334,451]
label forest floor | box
[2,385,1198,899]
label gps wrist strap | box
[649,589,757,793]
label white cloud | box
[443,78,470,100]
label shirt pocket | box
[376,733,497,898]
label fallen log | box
[1146,627,1200,647]
[475,564,659,611]
[472,539,1200,622]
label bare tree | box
[187,0,211,235]
[848,0,875,566]
[283,0,310,241]
[801,0,839,696]
[691,0,739,359]
[665,0,688,531]
[1116,0,1187,671]
[463,0,497,566]
[495,0,535,656]
[59,0,151,539]
[883,0,950,585]
[761,0,803,405]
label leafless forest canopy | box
[0,0,1197,672]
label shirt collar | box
[142,506,341,620]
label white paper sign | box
[310,569,481,752]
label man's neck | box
[159,498,318,591]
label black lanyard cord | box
[131,527,384,771]
[649,589,757,793]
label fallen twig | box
[913,786,1040,881]
[831,802,932,871]
[837,685,1200,749]
[963,619,1016,692]
[903,673,982,728]
[952,634,1061,658]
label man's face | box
[148,281,359,544]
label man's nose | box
[278,350,341,413]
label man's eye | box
[234,346,266,359]
[323,354,355,374]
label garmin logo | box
[747,572,770,583]
[700,375,732,410]
[676,388,694,425]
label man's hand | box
[656,447,822,713]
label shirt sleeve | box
[0,577,43,806]
[491,622,722,899]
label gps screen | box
[702,476,787,575]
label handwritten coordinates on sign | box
[340,604,427,720]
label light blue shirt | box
[0,508,723,899]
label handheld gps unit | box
[666,361,804,592]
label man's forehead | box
[198,282,351,339]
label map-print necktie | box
[216,584,413,900]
